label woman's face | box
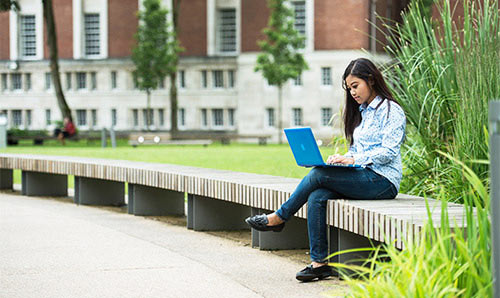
[345,74,376,105]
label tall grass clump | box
[335,154,492,297]
[384,0,499,202]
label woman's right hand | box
[327,154,354,165]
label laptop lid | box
[284,127,361,168]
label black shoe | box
[245,214,285,232]
[296,264,334,282]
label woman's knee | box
[306,167,324,182]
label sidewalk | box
[0,191,347,298]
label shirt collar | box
[359,95,383,112]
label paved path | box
[0,191,346,298]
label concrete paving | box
[0,191,347,298]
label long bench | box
[0,154,468,272]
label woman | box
[245,58,406,282]
[54,117,76,145]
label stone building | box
[0,0,409,142]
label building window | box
[321,108,332,126]
[1,74,7,91]
[76,109,87,126]
[76,72,86,89]
[90,72,97,90]
[212,109,223,127]
[111,71,117,89]
[45,109,51,126]
[25,110,32,127]
[293,108,303,126]
[293,74,302,86]
[228,108,235,127]
[178,70,185,88]
[45,72,52,90]
[66,72,72,90]
[20,15,36,57]
[158,109,164,126]
[266,108,275,127]
[228,70,235,88]
[178,108,185,127]
[84,13,100,56]
[143,109,153,127]
[132,109,139,127]
[292,1,306,36]
[12,110,22,127]
[213,70,223,88]
[91,109,97,127]
[217,8,236,53]
[111,109,117,127]
[201,109,208,127]
[11,74,22,90]
[25,73,31,90]
[321,67,332,86]
[201,70,207,88]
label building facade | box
[0,0,410,142]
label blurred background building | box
[0,0,410,142]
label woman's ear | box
[368,75,375,86]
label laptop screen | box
[284,127,325,167]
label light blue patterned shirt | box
[344,96,406,191]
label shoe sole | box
[296,272,334,282]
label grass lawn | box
[5,138,344,186]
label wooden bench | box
[0,154,467,273]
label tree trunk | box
[169,0,181,139]
[278,85,283,144]
[146,89,151,131]
[42,0,72,122]
[169,73,178,138]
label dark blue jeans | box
[275,167,397,263]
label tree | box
[1,0,72,122]
[255,0,308,144]
[43,0,72,122]
[132,0,183,133]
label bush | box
[384,0,499,202]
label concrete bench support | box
[21,171,67,196]
[251,208,309,250]
[0,169,13,190]
[128,184,184,216]
[188,195,250,231]
[74,176,124,206]
[328,227,382,277]
[187,194,194,229]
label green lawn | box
[5,139,344,185]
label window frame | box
[76,109,88,127]
[76,72,87,90]
[212,70,224,89]
[321,107,333,127]
[321,67,332,86]
[20,15,37,58]
[212,108,224,128]
[11,73,22,91]
[292,108,303,126]
[84,13,101,57]
[266,108,275,128]
[216,8,237,54]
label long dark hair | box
[342,58,400,145]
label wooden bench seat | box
[0,153,467,271]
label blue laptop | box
[284,127,362,168]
